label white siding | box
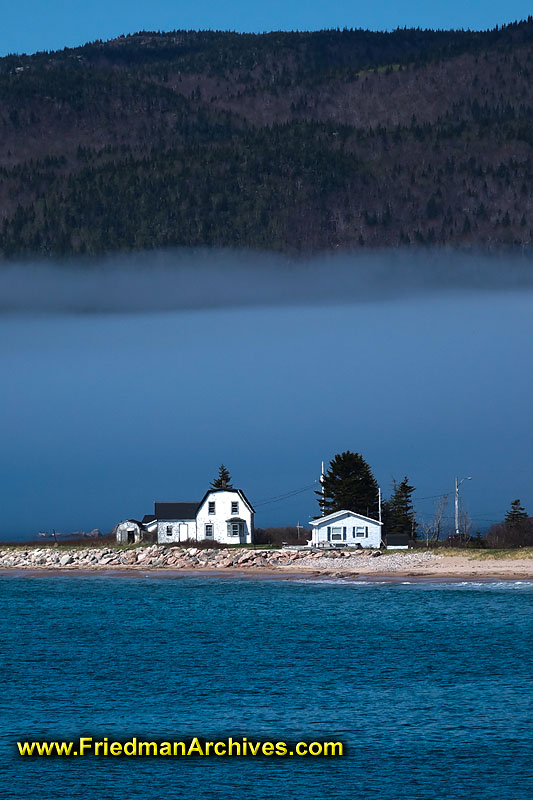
[153,489,254,545]
[157,519,196,544]
[196,490,253,544]
[310,511,382,549]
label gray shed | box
[115,520,144,545]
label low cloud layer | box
[1,248,533,314]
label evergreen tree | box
[211,464,233,488]
[505,498,528,524]
[386,476,417,537]
[317,451,379,518]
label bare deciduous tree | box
[423,495,449,546]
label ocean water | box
[1,575,532,799]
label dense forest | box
[2,20,533,256]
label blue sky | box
[1,276,532,539]
[2,1,533,56]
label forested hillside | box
[2,20,533,256]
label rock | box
[59,555,73,566]
[371,550,382,558]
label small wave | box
[289,577,533,590]
[443,579,533,590]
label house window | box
[230,523,242,536]
[208,501,215,514]
[331,526,342,541]
[166,525,172,536]
[342,526,347,540]
[352,527,356,538]
[365,526,369,538]
[231,501,239,514]
[356,526,365,537]
[327,526,331,541]
[205,524,213,538]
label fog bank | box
[1,248,533,314]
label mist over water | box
[1,248,533,314]
[0,248,532,539]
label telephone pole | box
[455,476,472,536]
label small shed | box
[115,519,144,545]
[309,510,383,548]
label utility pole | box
[455,476,472,535]
[296,521,303,540]
[378,487,382,523]
[454,477,458,536]
[321,460,325,514]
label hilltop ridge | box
[2,20,533,256]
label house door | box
[179,523,188,542]
[127,530,135,544]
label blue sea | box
[1,574,532,799]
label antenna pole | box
[455,476,459,536]
[321,460,325,514]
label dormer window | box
[208,501,215,514]
[231,501,239,514]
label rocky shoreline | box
[0,545,444,575]
[0,546,531,579]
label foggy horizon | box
[1,247,533,315]
[1,247,532,540]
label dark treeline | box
[2,20,533,257]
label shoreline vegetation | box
[1,545,532,580]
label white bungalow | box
[155,488,254,545]
[309,510,383,548]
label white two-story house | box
[153,488,254,545]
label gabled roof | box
[198,487,255,513]
[142,515,156,524]
[154,502,200,520]
[310,509,382,526]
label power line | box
[415,492,450,501]
[253,482,318,508]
